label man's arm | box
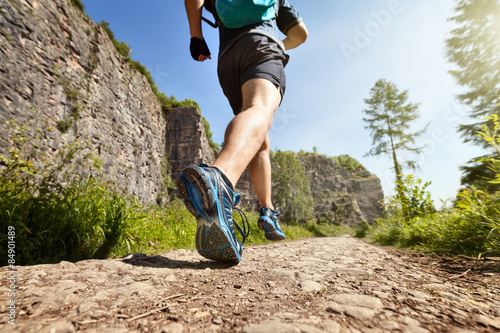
[185,0,211,61]
[283,21,308,50]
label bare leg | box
[213,78,280,187]
[250,133,274,210]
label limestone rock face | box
[298,155,384,225]
[236,155,384,225]
[165,107,216,181]
[0,0,166,204]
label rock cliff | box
[165,107,216,182]
[299,155,384,225]
[0,0,383,225]
[1,0,168,203]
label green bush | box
[70,0,85,13]
[113,40,131,58]
[271,150,314,224]
[370,170,499,256]
[330,154,366,172]
[202,117,221,153]
[388,174,434,219]
[98,21,114,41]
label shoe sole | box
[177,166,240,262]
[258,219,286,241]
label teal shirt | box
[204,0,303,59]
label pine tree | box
[446,0,500,189]
[362,79,428,184]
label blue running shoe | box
[258,207,286,241]
[176,164,249,262]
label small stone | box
[161,323,185,333]
[115,282,154,296]
[473,314,500,330]
[276,312,300,320]
[194,311,210,319]
[165,274,177,282]
[41,321,75,333]
[299,280,322,292]
[328,294,383,309]
[270,269,296,281]
[326,304,377,321]
[320,319,341,333]
[266,281,276,288]
[296,324,329,333]
[272,287,289,296]
[77,301,99,314]
[242,320,301,333]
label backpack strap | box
[202,0,218,28]
[202,16,218,28]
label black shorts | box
[217,33,289,115]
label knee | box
[259,135,271,153]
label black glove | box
[190,37,211,61]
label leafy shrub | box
[272,150,313,224]
[355,220,370,238]
[389,174,435,219]
[330,154,366,172]
[98,21,114,41]
[113,40,131,58]
[476,114,500,185]
[202,117,220,153]
[70,0,85,13]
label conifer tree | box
[445,0,500,190]
[362,79,428,184]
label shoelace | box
[204,164,250,244]
[233,207,250,243]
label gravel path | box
[1,236,499,332]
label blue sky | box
[82,0,485,206]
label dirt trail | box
[1,236,499,333]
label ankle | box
[211,165,234,190]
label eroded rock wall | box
[299,155,384,225]
[165,107,216,181]
[0,0,166,204]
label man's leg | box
[213,78,281,187]
[252,132,286,241]
[249,133,274,210]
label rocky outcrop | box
[165,107,216,181]
[299,155,384,225]
[0,0,166,204]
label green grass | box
[368,188,500,257]
[242,210,354,246]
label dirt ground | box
[1,236,499,332]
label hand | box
[190,37,212,62]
